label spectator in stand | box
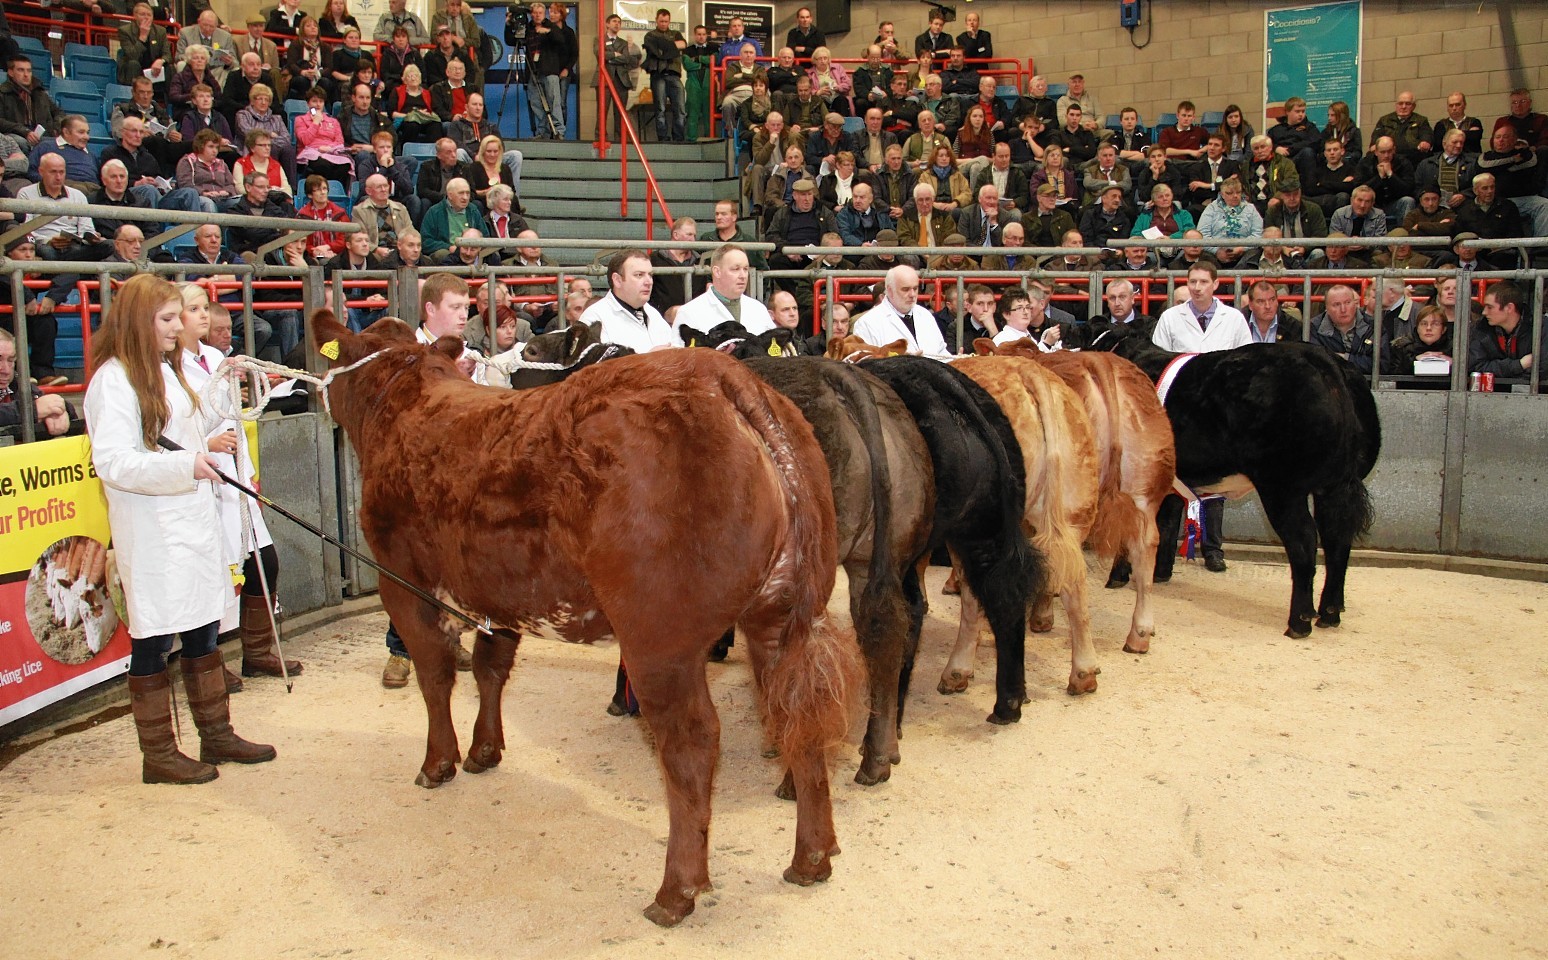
[1312,283,1385,375]
[92,158,156,238]
[1160,101,1207,161]
[117,3,171,88]
[1081,141,1131,207]
[1052,104,1098,166]
[285,17,328,102]
[1027,182,1077,247]
[856,227,915,270]
[483,183,527,242]
[716,16,761,64]
[786,75,827,132]
[852,46,893,110]
[0,56,64,146]
[594,13,640,141]
[1242,278,1303,344]
[913,12,950,65]
[1472,281,1539,382]
[1415,128,1477,211]
[1008,113,1053,170]
[1306,136,1358,220]
[939,47,979,97]
[837,180,894,249]
[954,104,996,183]
[169,48,220,122]
[978,220,1031,271]
[177,224,269,346]
[225,171,296,255]
[1372,228,1431,270]
[1180,134,1240,218]
[1321,99,1362,157]
[1478,123,1548,239]
[1321,231,1370,271]
[233,129,292,197]
[432,0,487,85]
[239,15,283,80]
[467,134,519,210]
[295,174,349,261]
[1057,74,1101,135]
[179,84,237,166]
[1263,184,1326,261]
[646,218,700,322]
[902,110,951,170]
[17,155,110,261]
[1,328,72,438]
[1132,182,1194,240]
[378,26,424,100]
[919,75,962,141]
[175,11,237,85]
[765,178,836,285]
[1079,183,1132,255]
[762,144,808,225]
[642,8,686,143]
[1431,92,1482,157]
[1404,186,1456,238]
[1267,96,1322,181]
[974,140,1030,212]
[267,0,307,51]
[221,52,279,131]
[1029,144,1079,210]
[766,47,802,108]
[1493,88,1548,148]
[329,28,374,99]
[1453,174,1525,268]
[719,48,761,137]
[338,83,392,178]
[1196,177,1261,266]
[1329,184,1389,239]
[1373,276,1423,343]
[700,198,764,267]
[352,172,412,260]
[104,116,204,214]
[1243,134,1299,214]
[1098,277,1157,337]
[324,230,387,331]
[853,107,899,175]
[957,181,1016,248]
[879,72,920,136]
[874,20,900,59]
[1354,135,1417,224]
[874,143,916,222]
[1214,104,1254,161]
[1165,229,1209,271]
[895,181,953,248]
[1136,144,1185,209]
[294,87,353,184]
[431,59,475,123]
[746,111,799,211]
[388,65,440,145]
[422,177,487,262]
[966,74,1009,134]
[2,238,74,388]
[807,47,852,117]
[816,149,869,209]
[29,114,102,197]
[234,83,298,184]
[378,227,423,270]
[112,77,182,174]
[318,0,361,48]
[1111,107,1153,173]
[957,10,992,61]
[1371,92,1432,164]
[1389,305,1453,379]
[1012,74,1058,128]
[175,129,237,211]
[918,143,970,214]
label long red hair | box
[88,274,197,449]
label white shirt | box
[181,344,273,564]
[415,324,486,382]
[854,296,949,357]
[579,291,675,353]
[672,288,774,341]
[1152,298,1252,353]
[15,183,95,243]
[992,325,1030,346]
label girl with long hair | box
[84,275,276,785]
[1215,104,1255,160]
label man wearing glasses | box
[1493,89,1548,149]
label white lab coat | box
[579,291,675,353]
[84,359,228,639]
[853,297,950,357]
[672,289,775,341]
[1151,299,1252,353]
[181,344,273,566]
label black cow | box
[1068,322,1382,638]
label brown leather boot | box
[128,671,218,785]
[223,659,244,694]
[180,651,277,766]
[239,593,303,678]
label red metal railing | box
[591,0,673,239]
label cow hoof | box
[936,669,972,694]
[414,760,457,789]
[1315,612,1341,629]
[1153,573,1172,584]
[1105,575,1130,589]
[643,899,693,928]
[854,757,892,787]
[1029,616,1054,633]
[987,701,1022,725]
[783,860,832,887]
[774,771,796,801]
[463,743,502,774]
[1284,622,1312,640]
[1123,633,1151,654]
[606,699,628,717]
[1066,669,1100,695]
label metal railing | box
[591,0,674,238]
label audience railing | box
[591,0,673,239]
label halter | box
[201,348,393,421]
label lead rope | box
[200,349,391,422]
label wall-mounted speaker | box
[811,0,851,36]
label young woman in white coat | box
[84,274,275,785]
[176,285,302,690]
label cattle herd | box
[313,308,1382,927]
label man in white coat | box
[1150,259,1250,572]
[579,250,676,352]
[672,244,773,344]
[853,264,950,356]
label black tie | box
[900,310,916,336]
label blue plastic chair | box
[1201,111,1225,128]
[15,36,47,55]
[24,50,53,88]
[51,76,98,98]
[841,115,864,135]
[1045,83,1068,98]
[63,42,105,62]
[66,55,117,88]
[402,141,438,161]
[55,93,103,121]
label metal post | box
[10,268,34,443]
[1533,273,1544,398]
[954,274,966,354]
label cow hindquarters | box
[1258,488,1320,639]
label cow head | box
[730,328,802,359]
[824,335,909,362]
[509,322,631,391]
[973,337,1044,359]
[312,309,415,367]
[310,309,445,430]
[1059,320,1132,352]
[680,320,751,350]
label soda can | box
[1471,372,1482,391]
[1480,372,1495,392]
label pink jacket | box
[293,110,349,165]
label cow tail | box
[818,362,910,658]
[1024,369,1097,594]
[1082,360,1135,561]
[723,370,864,762]
[1327,362,1380,540]
[1342,361,1384,482]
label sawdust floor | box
[1,560,1545,960]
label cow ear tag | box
[768,340,783,357]
[687,336,697,348]
[320,340,341,360]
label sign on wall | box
[1264,0,1362,129]
[704,2,774,56]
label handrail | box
[592,0,672,239]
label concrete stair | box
[510,138,739,266]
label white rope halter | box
[201,349,391,421]
[474,340,612,387]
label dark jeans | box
[130,620,220,676]
[1154,494,1225,578]
[385,621,408,658]
[651,70,685,142]
[2,310,57,375]
[240,544,279,597]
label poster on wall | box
[0,437,130,727]
[704,2,774,56]
[613,0,690,109]
[1264,0,1362,129]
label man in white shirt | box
[672,245,773,343]
[578,249,675,352]
[1151,260,1251,353]
[853,264,949,356]
[1150,260,1248,572]
[17,154,109,261]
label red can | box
[1480,371,1495,392]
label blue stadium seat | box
[51,76,98,98]
[841,115,864,135]
[24,50,52,87]
[1105,114,1122,130]
[63,42,105,62]
[55,92,104,121]
[1045,83,1067,98]
[15,36,47,55]
[327,179,351,214]
[65,55,117,88]
[402,141,437,160]
[1201,111,1225,127]
[89,138,115,159]
[105,83,135,107]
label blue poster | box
[1265,1,1362,129]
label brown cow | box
[976,339,1177,654]
[311,311,864,927]
[945,356,1101,694]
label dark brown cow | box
[312,312,864,927]
[976,340,1178,654]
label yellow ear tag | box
[768,340,783,357]
[687,336,697,348]
[887,350,901,357]
[320,340,340,360]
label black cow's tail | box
[1334,361,1381,539]
[819,362,909,653]
[1341,361,1384,481]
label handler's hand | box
[194,453,223,483]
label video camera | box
[505,4,529,45]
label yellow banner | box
[0,437,110,577]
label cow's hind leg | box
[1258,489,1319,639]
[464,627,521,774]
[627,649,719,928]
[1061,577,1099,695]
[850,564,909,787]
[1124,512,1161,654]
[1313,481,1370,628]
[938,555,982,695]
[381,583,461,788]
